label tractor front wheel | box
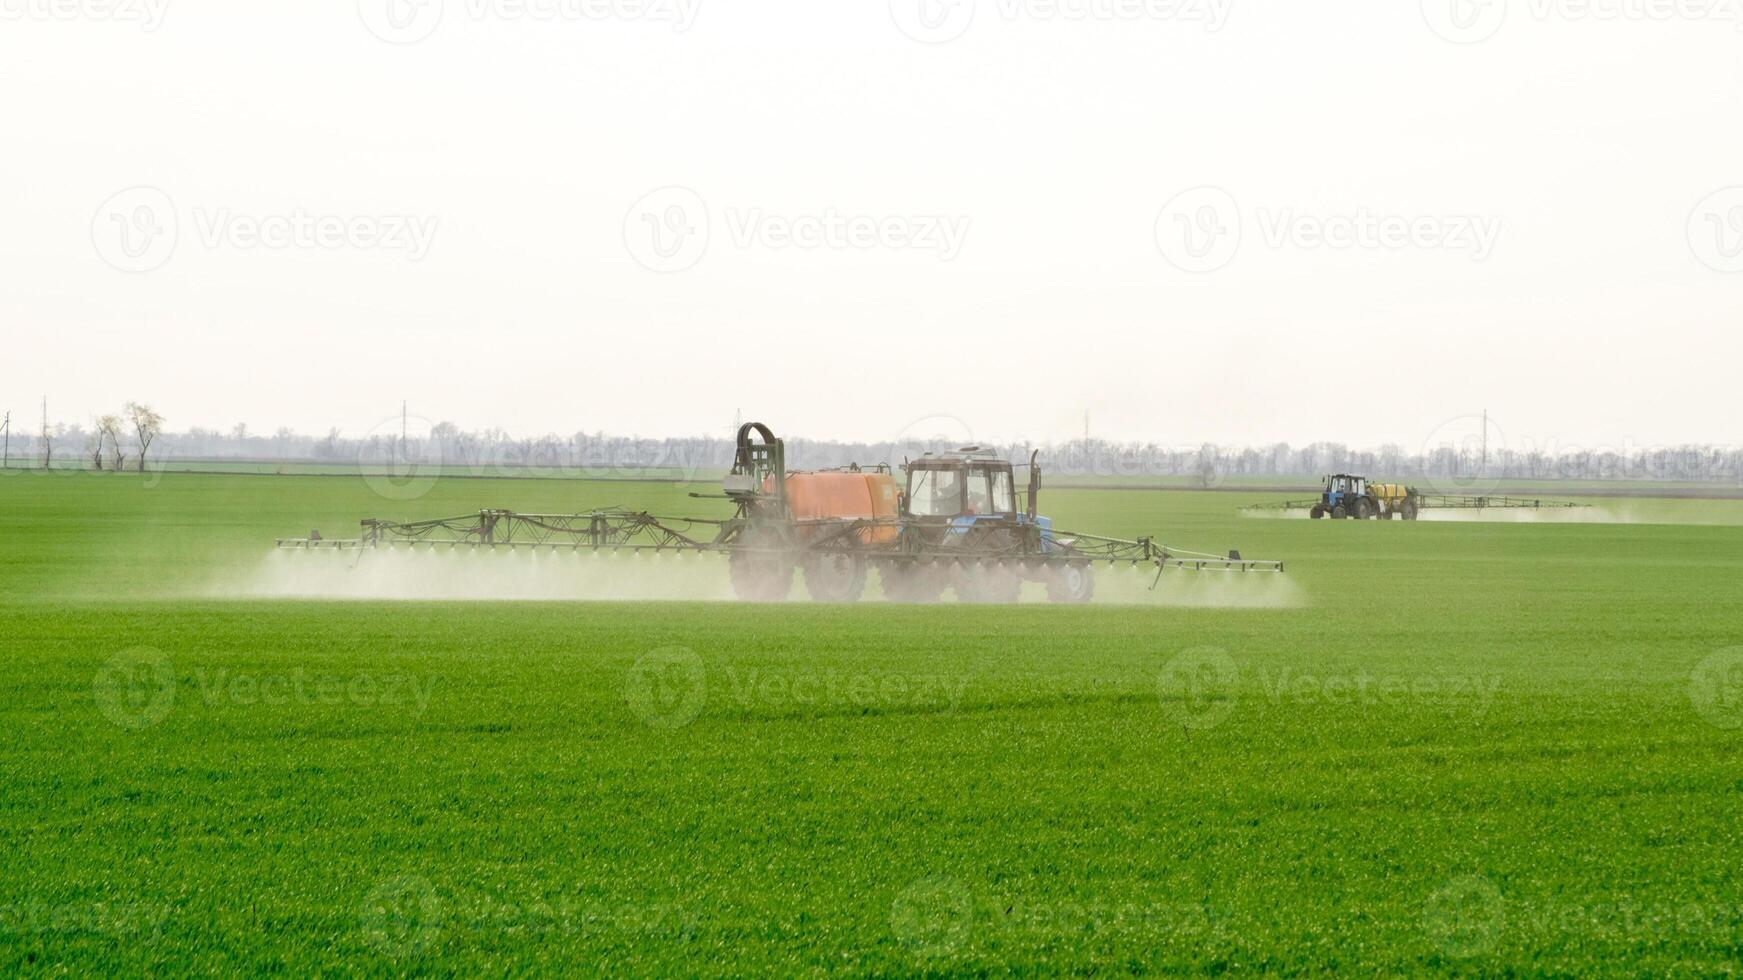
[1045,563,1095,604]
[1331,504,1348,520]
[1310,505,1326,519]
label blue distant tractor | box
[1250,473,1586,521]
[1308,474,1421,520]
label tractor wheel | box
[1331,504,1348,520]
[728,527,794,601]
[1310,505,1326,519]
[880,563,945,603]
[954,560,1023,604]
[804,550,866,603]
[1353,498,1373,520]
[1402,500,1419,521]
[1045,563,1095,604]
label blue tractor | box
[1310,473,1371,520]
[1307,474,1421,520]
[892,447,1091,603]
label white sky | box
[2,0,1740,453]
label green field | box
[5,469,1743,973]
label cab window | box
[965,470,993,515]
[908,468,962,517]
[989,469,1015,514]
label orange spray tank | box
[766,469,902,544]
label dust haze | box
[1244,505,1691,525]
[214,548,1300,608]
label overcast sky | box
[2,1,1739,454]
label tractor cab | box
[1308,473,1374,520]
[1325,474,1367,503]
[903,449,1019,521]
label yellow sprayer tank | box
[1370,484,1412,506]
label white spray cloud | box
[215,548,1302,607]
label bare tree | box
[125,402,164,472]
[97,414,125,470]
[87,420,105,470]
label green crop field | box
[4,469,1743,974]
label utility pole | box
[1481,408,1488,471]
[1,411,9,468]
[400,400,408,477]
[40,397,48,470]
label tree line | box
[4,416,1739,485]
[10,403,163,471]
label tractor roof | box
[916,447,1007,463]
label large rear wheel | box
[728,526,795,601]
[1045,563,1095,604]
[881,563,946,603]
[954,560,1022,604]
[804,550,866,603]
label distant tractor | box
[1308,474,1422,521]
[1251,474,1587,521]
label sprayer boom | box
[276,422,1284,602]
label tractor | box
[1307,474,1422,520]
[280,422,1284,602]
[1252,474,1587,521]
[720,426,1275,601]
